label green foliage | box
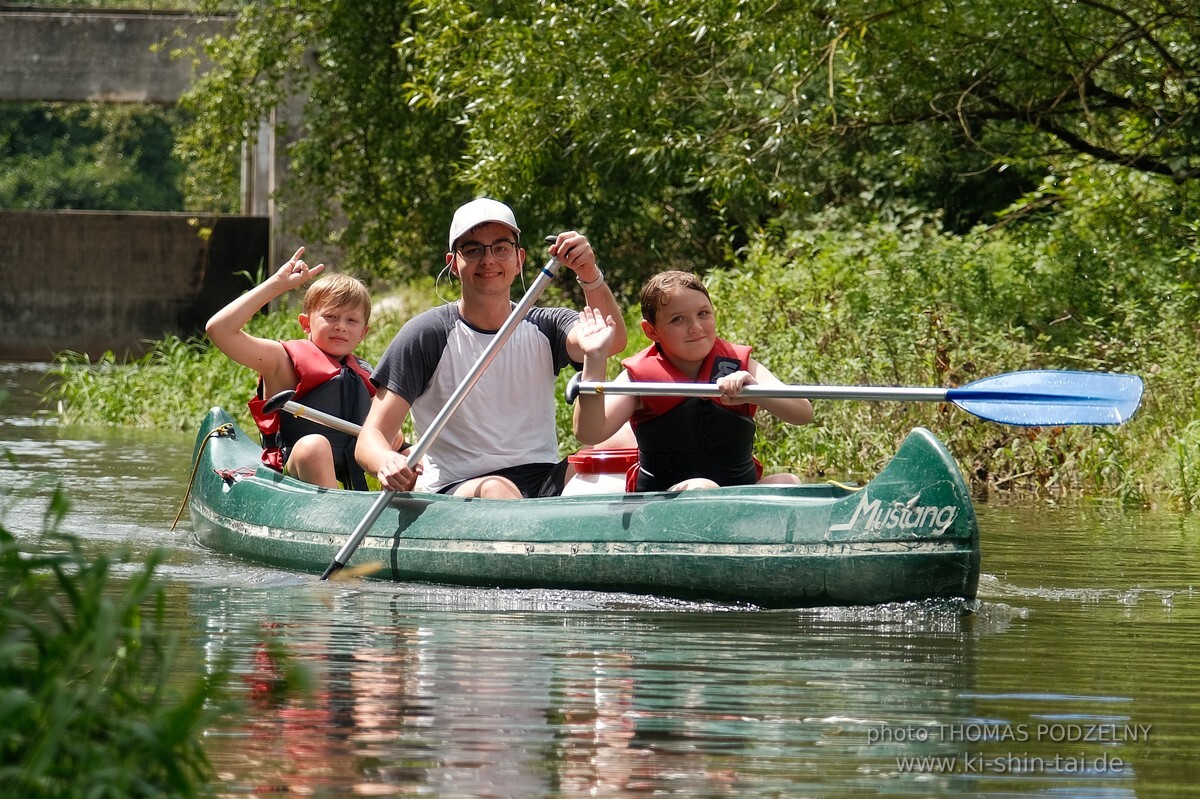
[1165,421,1200,509]
[837,1,1200,182]
[33,0,1200,504]
[180,0,1200,290]
[179,0,464,279]
[43,167,1200,505]
[0,497,222,797]
[694,161,1194,500]
[50,336,250,432]
[0,103,187,211]
[405,0,826,285]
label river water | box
[2,362,1198,797]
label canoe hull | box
[189,408,980,607]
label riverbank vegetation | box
[38,2,1200,506]
[51,172,1196,506]
[1,493,222,796]
[1,474,319,796]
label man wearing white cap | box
[356,198,627,498]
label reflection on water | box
[197,589,988,797]
[3,362,1199,797]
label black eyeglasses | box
[455,240,517,263]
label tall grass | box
[48,278,441,433]
[44,174,1200,505]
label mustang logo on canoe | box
[829,492,958,535]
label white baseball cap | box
[448,198,521,251]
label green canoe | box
[187,407,980,607]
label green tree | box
[405,0,835,286]
[0,103,186,211]
[180,0,1200,287]
[840,1,1199,180]
[180,0,464,281]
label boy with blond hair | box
[206,247,400,490]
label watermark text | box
[866,722,1151,746]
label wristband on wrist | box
[576,268,605,291]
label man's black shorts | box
[436,459,569,498]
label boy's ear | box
[446,252,458,278]
[640,319,660,343]
[298,312,311,333]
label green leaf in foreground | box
[0,491,225,798]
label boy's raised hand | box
[274,246,325,291]
[574,306,616,358]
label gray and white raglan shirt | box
[371,302,580,491]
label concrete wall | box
[0,9,289,361]
[0,8,227,103]
[0,210,268,361]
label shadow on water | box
[4,361,1199,796]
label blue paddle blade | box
[946,370,1144,426]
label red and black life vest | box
[621,339,761,492]
[247,339,376,490]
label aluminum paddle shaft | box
[262,390,363,437]
[567,369,1144,427]
[322,250,565,580]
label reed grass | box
[44,205,1200,506]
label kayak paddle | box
[566,369,1143,427]
[262,389,363,437]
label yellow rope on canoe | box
[825,479,864,492]
[170,423,235,531]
